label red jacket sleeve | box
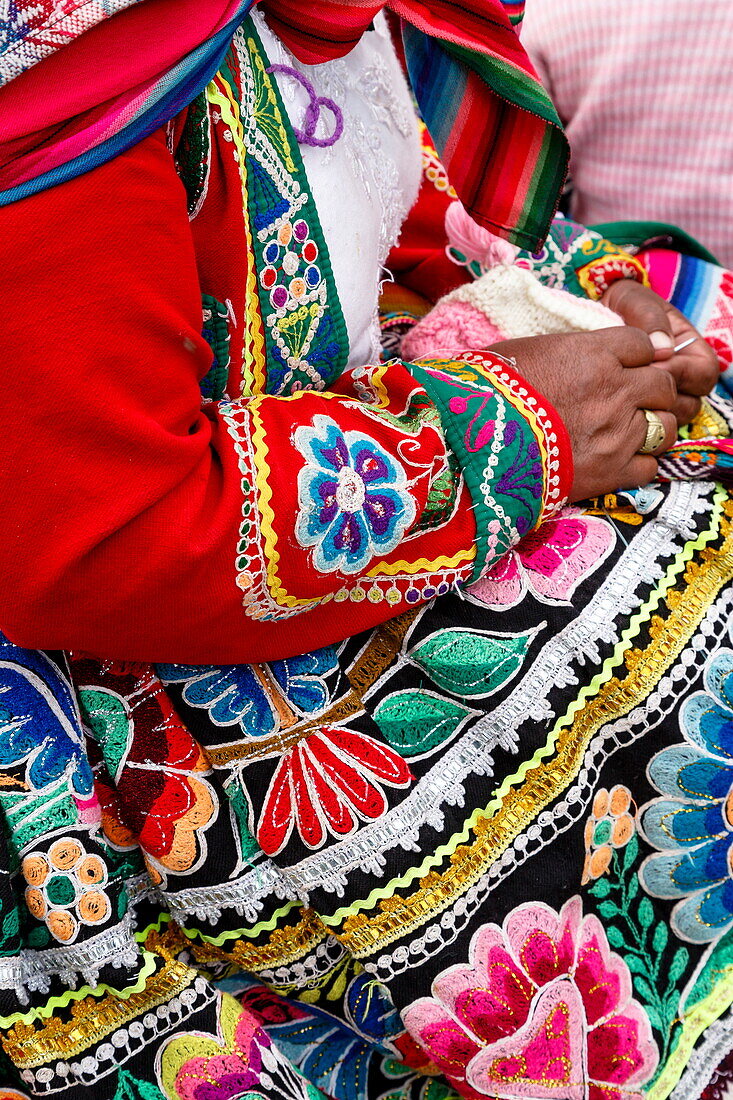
[0,129,568,665]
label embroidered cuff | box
[511,217,651,301]
[408,352,573,580]
[576,250,650,301]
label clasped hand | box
[489,282,719,503]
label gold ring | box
[638,409,667,455]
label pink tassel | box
[445,201,519,269]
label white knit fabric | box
[254,10,422,366]
[521,0,733,266]
[449,265,621,339]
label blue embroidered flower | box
[157,646,338,738]
[640,646,733,942]
[295,415,415,574]
[232,974,404,1100]
[0,636,93,799]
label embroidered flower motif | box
[158,993,317,1100]
[403,897,658,1100]
[295,415,416,574]
[468,507,615,610]
[582,786,636,885]
[157,648,338,737]
[22,838,111,944]
[235,973,405,1100]
[258,726,413,855]
[73,662,216,888]
[640,646,733,943]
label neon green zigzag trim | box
[0,949,157,1029]
[178,900,301,947]
[321,485,726,925]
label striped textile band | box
[0,0,569,251]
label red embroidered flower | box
[258,726,413,854]
[706,334,733,370]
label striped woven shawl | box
[0,0,568,250]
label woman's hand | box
[489,327,678,502]
[601,280,719,426]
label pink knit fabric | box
[521,0,733,267]
[401,300,504,359]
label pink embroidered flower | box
[403,898,658,1100]
[468,507,615,610]
[258,726,413,855]
[171,1006,265,1100]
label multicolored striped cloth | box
[0,0,568,250]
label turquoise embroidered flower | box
[640,646,733,943]
[294,415,415,574]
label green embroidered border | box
[408,360,545,578]
[235,20,349,395]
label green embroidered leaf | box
[623,953,648,976]
[78,687,131,780]
[226,780,261,868]
[652,921,668,955]
[643,1003,663,1031]
[632,975,657,1006]
[409,627,536,698]
[597,900,620,920]
[114,1070,165,1100]
[589,877,611,898]
[638,897,655,930]
[623,833,640,871]
[626,874,639,900]
[668,946,690,984]
[373,690,474,756]
[605,925,624,949]
[423,1083,462,1100]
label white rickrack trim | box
[277,479,709,900]
[458,351,571,516]
[19,976,215,1094]
[366,574,733,982]
[162,862,294,924]
[255,932,346,989]
[0,912,141,1004]
[670,1013,733,1100]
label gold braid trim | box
[189,906,326,972]
[4,925,194,1068]
[337,506,733,956]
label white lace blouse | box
[253,9,423,366]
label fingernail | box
[650,330,674,350]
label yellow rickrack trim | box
[0,950,158,1030]
[365,549,475,577]
[190,906,326,972]
[249,383,476,609]
[250,390,338,611]
[577,251,650,301]
[649,974,733,1100]
[3,926,195,1067]
[486,486,724,810]
[330,491,733,952]
[206,75,266,398]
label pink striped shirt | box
[521,0,733,267]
